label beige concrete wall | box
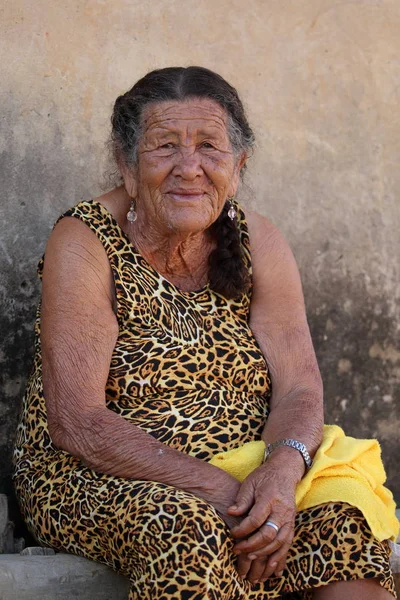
[1,0,399,502]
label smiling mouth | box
[167,191,205,201]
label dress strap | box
[37,200,131,278]
[37,200,134,323]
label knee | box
[143,486,232,555]
[132,487,245,598]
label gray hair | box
[109,67,255,178]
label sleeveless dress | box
[13,200,396,599]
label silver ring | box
[264,520,279,533]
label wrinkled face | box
[124,98,245,235]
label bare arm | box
[248,211,324,478]
[41,217,239,517]
[228,210,324,582]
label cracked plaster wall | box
[1,0,399,515]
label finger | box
[262,527,294,581]
[259,537,293,582]
[234,503,294,552]
[234,519,281,554]
[246,558,268,585]
[230,501,271,539]
[233,505,290,551]
[236,522,292,557]
[228,482,255,517]
[275,560,287,578]
[236,554,252,579]
[270,536,293,577]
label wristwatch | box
[263,438,313,470]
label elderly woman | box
[13,67,396,599]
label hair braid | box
[208,201,251,299]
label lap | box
[14,457,396,599]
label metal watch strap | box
[263,439,313,470]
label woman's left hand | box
[228,458,300,583]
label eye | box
[201,142,215,149]
[160,142,174,149]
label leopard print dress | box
[13,200,396,599]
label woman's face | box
[125,98,246,235]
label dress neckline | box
[90,199,210,297]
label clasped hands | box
[227,461,298,585]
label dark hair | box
[110,66,255,299]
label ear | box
[228,152,247,197]
[120,163,138,198]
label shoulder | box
[244,208,304,310]
[46,214,105,258]
[245,210,306,331]
[245,208,293,264]
[46,186,127,261]
[44,214,114,300]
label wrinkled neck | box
[128,220,214,291]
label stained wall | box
[1,0,399,504]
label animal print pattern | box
[13,200,396,598]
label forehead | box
[142,98,229,135]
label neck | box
[127,218,213,291]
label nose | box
[172,147,203,180]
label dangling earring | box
[227,197,237,221]
[127,198,137,223]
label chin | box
[166,219,211,235]
[164,208,216,235]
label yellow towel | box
[209,425,399,541]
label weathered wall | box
[1,0,399,513]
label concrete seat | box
[0,552,130,600]
[0,548,399,599]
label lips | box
[167,190,205,201]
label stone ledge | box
[0,551,399,599]
[0,553,130,600]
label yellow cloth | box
[209,424,399,541]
